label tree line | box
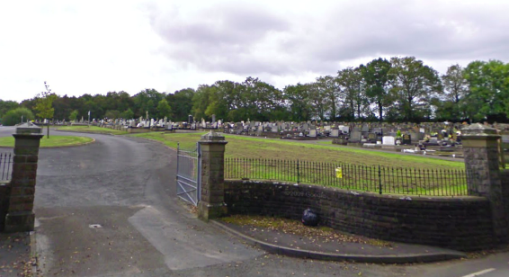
[1,56,508,126]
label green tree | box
[284,84,312,122]
[34,82,58,138]
[315,76,340,120]
[167,88,195,121]
[441,64,468,121]
[69,110,79,122]
[360,58,392,121]
[157,98,172,119]
[463,60,509,121]
[1,107,35,126]
[105,110,121,120]
[121,108,134,119]
[388,57,442,121]
[337,67,367,120]
[192,85,216,121]
[0,100,20,122]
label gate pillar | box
[461,123,509,243]
[198,131,227,221]
[4,123,43,232]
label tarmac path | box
[1,126,509,277]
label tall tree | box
[388,57,442,121]
[315,76,341,120]
[441,64,468,120]
[192,85,216,121]
[337,67,367,120]
[284,84,312,122]
[360,58,392,121]
[463,60,509,121]
[167,88,195,121]
[157,98,172,119]
[34,82,58,138]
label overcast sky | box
[1,0,508,102]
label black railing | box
[0,152,13,181]
[225,158,467,196]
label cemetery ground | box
[0,135,93,148]
[131,132,463,170]
[132,131,466,196]
[3,127,509,276]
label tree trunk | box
[47,123,50,139]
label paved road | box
[1,126,508,277]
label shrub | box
[1,107,35,126]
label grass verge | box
[0,135,93,148]
[56,126,128,135]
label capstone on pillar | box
[4,123,43,232]
[198,131,228,221]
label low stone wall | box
[224,180,494,251]
[0,183,9,230]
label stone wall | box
[224,180,494,251]
[0,184,9,230]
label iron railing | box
[0,152,13,181]
[225,158,467,196]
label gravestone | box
[402,134,411,145]
[428,137,439,145]
[349,129,362,142]
[361,124,370,137]
[382,136,395,145]
[330,129,339,137]
[309,129,317,138]
[367,133,377,143]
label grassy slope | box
[130,132,464,170]
[56,126,127,135]
[0,135,93,148]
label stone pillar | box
[461,123,508,242]
[198,131,228,221]
[4,123,43,232]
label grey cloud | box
[149,2,292,75]
[289,1,509,65]
[150,0,509,77]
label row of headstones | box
[220,120,477,143]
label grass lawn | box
[0,135,93,148]
[130,132,463,170]
[56,125,128,135]
[129,131,468,195]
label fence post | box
[3,123,43,232]
[297,160,300,184]
[197,131,228,221]
[378,165,382,195]
[461,123,508,243]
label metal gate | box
[176,142,201,206]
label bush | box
[1,107,35,126]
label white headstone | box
[382,136,395,145]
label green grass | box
[130,131,468,195]
[56,126,127,135]
[130,132,464,169]
[0,135,93,148]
